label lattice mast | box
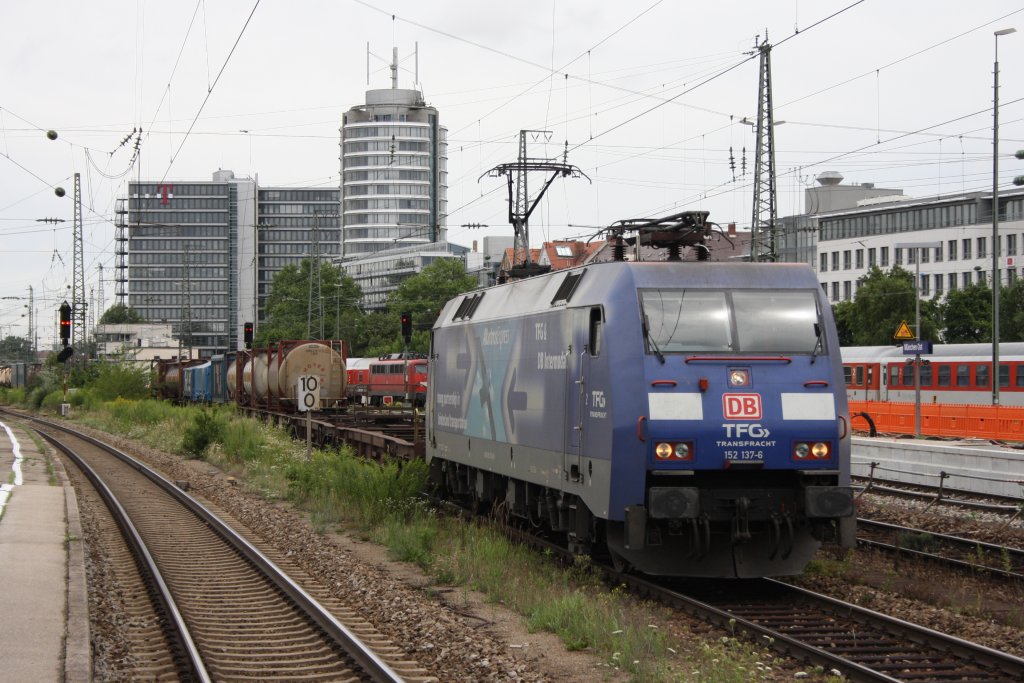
[71,172,88,350]
[96,264,105,321]
[178,244,193,360]
[749,37,778,262]
[307,211,323,339]
[28,285,35,353]
[483,130,589,278]
[114,198,128,303]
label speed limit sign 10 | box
[298,375,321,412]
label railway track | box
[26,414,432,682]
[650,577,1024,682]
[853,475,1023,514]
[857,518,1024,581]
[494,514,1024,682]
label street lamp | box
[993,27,1016,406]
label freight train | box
[841,342,1024,406]
[426,211,856,579]
[154,340,347,410]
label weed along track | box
[27,415,431,682]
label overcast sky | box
[2,1,1023,340]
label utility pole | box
[749,36,779,262]
[483,131,589,278]
[71,172,88,352]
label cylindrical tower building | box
[339,53,447,257]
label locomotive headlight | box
[728,369,749,386]
[792,441,832,460]
[655,441,694,461]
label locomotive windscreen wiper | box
[810,323,822,364]
[642,314,665,364]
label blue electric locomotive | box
[427,212,855,578]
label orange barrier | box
[849,401,1024,442]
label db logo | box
[723,393,762,420]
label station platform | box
[852,434,1024,500]
[0,419,89,682]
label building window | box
[978,236,987,259]
[963,238,972,260]
[963,272,972,288]
[881,247,889,267]
[843,281,852,300]
[933,244,942,262]
[820,253,828,272]
[895,247,904,266]
[830,281,839,301]
[843,250,852,269]
[831,252,839,271]
[855,249,864,269]
[948,273,957,291]
[921,248,930,264]
[948,240,957,261]
[920,273,930,296]
[1008,233,1017,256]
[934,274,944,296]
[977,269,986,284]
[868,248,876,268]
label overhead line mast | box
[71,172,88,354]
[483,130,590,279]
[749,36,779,262]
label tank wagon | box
[154,340,346,412]
[427,211,855,578]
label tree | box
[98,303,145,324]
[831,300,856,347]
[257,260,362,346]
[846,266,940,345]
[0,336,34,363]
[999,278,1024,342]
[383,258,478,353]
[942,282,992,343]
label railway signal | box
[243,321,253,349]
[401,311,412,343]
[57,301,74,362]
[59,300,71,345]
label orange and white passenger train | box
[841,342,1024,406]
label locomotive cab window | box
[638,289,823,354]
[588,306,603,357]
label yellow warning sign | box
[893,320,915,340]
